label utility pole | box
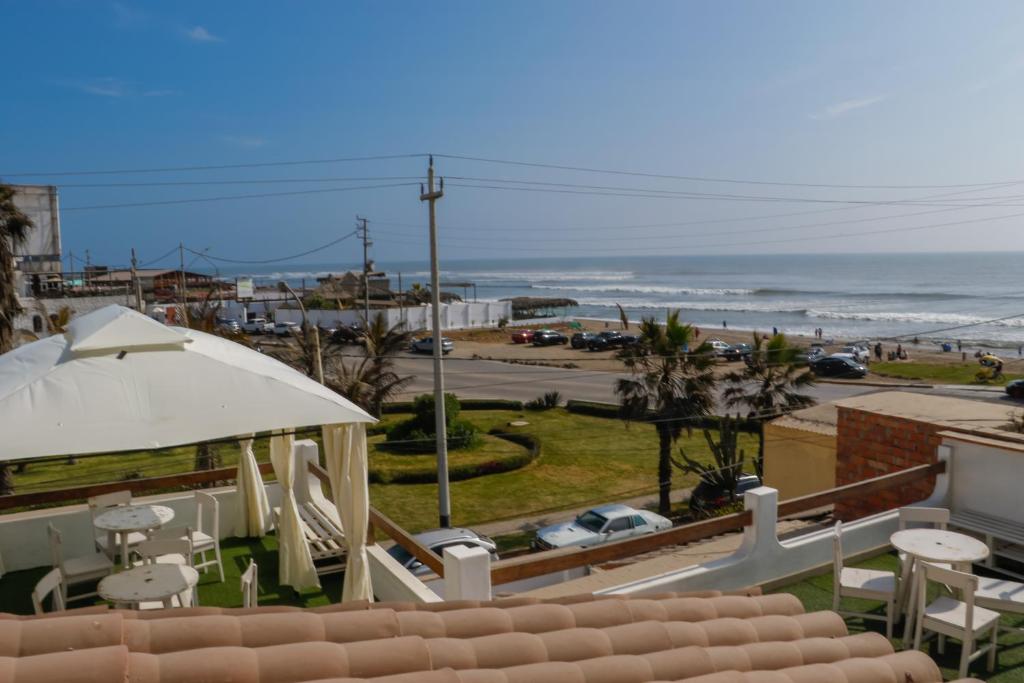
[84,249,91,287]
[178,242,189,327]
[356,216,371,324]
[420,156,450,528]
[130,248,143,312]
[397,272,404,326]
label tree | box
[722,332,816,475]
[0,184,33,495]
[615,310,717,515]
[672,414,746,518]
[325,313,414,418]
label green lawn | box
[872,361,1021,386]
[775,552,1024,682]
[0,535,341,616]
[368,408,759,533]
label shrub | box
[497,316,509,329]
[368,432,541,484]
[459,399,525,411]
[383,393,478,453]
[525,391,562,410]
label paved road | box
[392,353,1017,409]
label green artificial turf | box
[872,361,1021,386]
[773,552,1024,681]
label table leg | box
[902,557,918,645]
[106,531,117,560]
[120,532,130,569]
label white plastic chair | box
[31,568,65,615]
[136,533,196,609]
[47,523,114,604]
[88,490,148,561]
[913,562,999,678]
[240,560,258,608]
[180,492,224,582]
[833,520,897,638]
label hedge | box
[564,400,760,432]
[368,431,541,485]
[382,398,524,413]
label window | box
[605,517,632,533]
[32,315,43,333]
[631,515,647,527]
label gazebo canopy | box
[0,305,374,461]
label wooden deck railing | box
[0,462,275,511]
[489,459,947,586]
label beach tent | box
[0,305,376,597]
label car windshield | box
[575,511,608,532]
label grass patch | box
[774,551,1024,682]
[368,432,532,483]
[872,361,1021,385]
[492,530,536,554]
[369,408,759,533]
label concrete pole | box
[420,156,450,528]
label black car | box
[689,473,762,518]
[722,343,752,362]
[570,332,595,349]
[1007,379,1024,400]
[532,330,568,346]
[810,355,868,378]
[587,331,624,351]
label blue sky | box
[3,1,1024,269]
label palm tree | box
[616,310,717,515]
[722,332,816,475]
[672,414,747,517]
[325,313,414,417]
[0,184,33,495]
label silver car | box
[386,527,498,576]
[411,337,454,354]
[533,504,672,550]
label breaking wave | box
[532,284,755,296]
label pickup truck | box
[242,317,273,334]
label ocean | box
[224,252,1024,348]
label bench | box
[272,503,347,576]
[951,508,1024,580]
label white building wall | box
[274,302,511,332]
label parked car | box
[273,321,301,337]
[810,355,868,378]
[385,527,498,577]
[532,504,672,550]
[706,339,732,357]
[331,323,365,344]
[839,345,871,363]
[571,332,595,349]
[689,473,763,518]
[411,336,454,354]
[510,329,535,344]
[215,317,240,334]
[532,330,568,346]
[721,343,752,362]
[242,317,273,334]
[1007,379,1024,400]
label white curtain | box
[323,422,372,602]
[233,436,271,538]
[269,431,319,590]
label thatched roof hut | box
[500,296,578,319]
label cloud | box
[185,25,222,42]
[66,77,129,97]
[142,88,180,97]
[221,135,266,149]
[110,2,149,30]
[810,95,885,120]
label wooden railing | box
[0,462,275,511]
[489,459,947,586]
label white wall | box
[944,432,1024,522]
[274,301,512,332]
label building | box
[762,403,838,500]
[316,271,392,301]
[88,268,217,299]
[9,185,62,296]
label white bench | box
[273,503,347,576]
[951,508,1024,580]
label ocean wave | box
[804,309,1024,328]
[575,298,811,313]
[408,270,635,283]
[240,270,333,281]
[532,284,755,296]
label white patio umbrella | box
[0,305,375,594]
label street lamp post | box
[278,281,323,384]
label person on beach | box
[772,326,778,336]
[957,340,962,352]
[896,343,903,359]
[874,342,882,361]
[722,320,727,329]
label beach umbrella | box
[0,304,374,459]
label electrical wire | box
[183,232,358,265]
[137,245,181,268]
[53,176,424,188]
[61,182,420,212]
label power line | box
[184,231,358,265]
[138,245,181,268]
[433,152,1024,190]
[1,153,428,177]
[61,182,420,212]
[53,176,424,188]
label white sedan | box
[533,504,672,550]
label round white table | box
[98,564,199,609]
[93,504,175,568]
[891,528,990,642]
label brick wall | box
[834,407,942,520]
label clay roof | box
[769,403,838,436]
[0,590,980,682]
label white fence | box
[275,301,512,332]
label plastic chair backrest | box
[917,561,977,628]
[32,568,65,615]
[240,560,258,608]
[898,507,949,531]
[46,523,64,571]
[196,491,219,538]
[137,532,193,566]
